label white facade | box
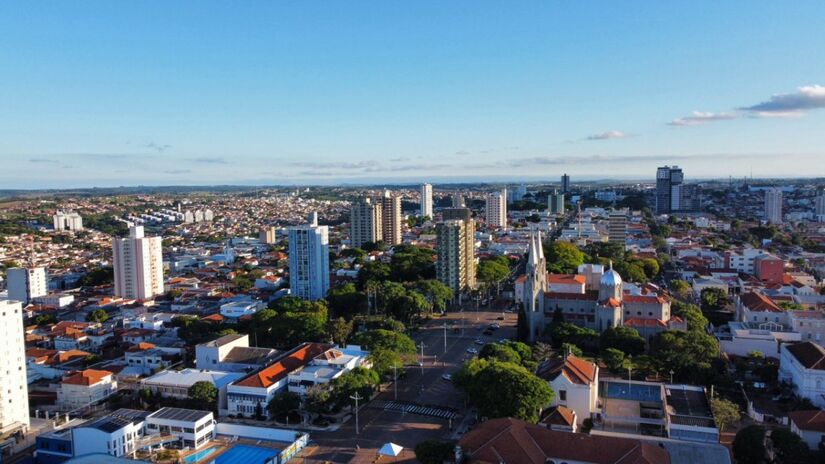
[145,408,215,450]
[53,211,83,231]
[420,183,433,218]
[0,300,30,436]
[485,189,507,228]
[7,267,48,305]
[288,216,330,301]
[113,226,164,300]
[71,413,144,458]
[57,370,118,410]
[816,189,825,222]
[779,342,825,409]
[765,187,783,224]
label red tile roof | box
[458,417,669,464]
[541,405,576,426]
[623,294,667,304]
[548,274,586,285]
[62,369,113,386]
[234,342,332,388]
[740,292,782,312]
[789,410,825,432]
[785,342,825,370]
[536,355,597,385]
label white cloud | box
[740,85,825,115]
[585,130,628,140]
[668,111,737,126]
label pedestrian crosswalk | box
[371,400,458,420]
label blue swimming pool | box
[184,446,218,463]
[211,444,280,464]
[603,381,662,403]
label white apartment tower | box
[485,189,507,228]
[420,183,433,218]
[113,226,164,300]
[608,208,628,245]
[764,187,783,224]
[350,197,383,249]
[7,267,47,305]
[815,189,825,223]
[288,213,330,301]
[0,300,30,437]
[380,190,403,245]
[53,211,83,232]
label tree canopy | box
[189,381,218,409]
[454,359,554,423]
[600,326,645,356]
[544,241,585,274]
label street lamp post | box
[669,369,674,384]
[350,392,363,435]
[443,323,448,354]
[392,364,399,401]
[418,342,426,375]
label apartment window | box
[559,390,566,401]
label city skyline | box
[2,1,824,188]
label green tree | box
[479,343,522,364]
[368,349,404,379]
[414,440,455,464]
[355,329,416,355]
[389,245,436,282]
[326,283,368,319]
[602,348,627,372]
[33,313,57,326]
[669,279,692,299]
[733,425,767,464]
[560,342,583,358]
[600,326,645,356]
[304,385,331,415]
[328,317,353,346]
[330,367,380,410]
[189,381,218,409]
[268,391,301,419]
[544,242,585,274]
[414,279,454,314]
[770,427,811,463]
[710,397,740,433]
[80,267,114,287]
[86,309,109,323]
[454,359,555,423]
[700,287,728,312]
[547,321,599,352]
[672,301,710,332]
[477,259,510,288]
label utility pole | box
[350,392,363,435]
[443,323,448,353]
[418,342,426,375]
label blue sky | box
[1,1,824,188]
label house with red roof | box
[780,342,825,409]
[56,369,117,410]
[789,409,825,449]
[535,355,599,425]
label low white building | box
[57,369,118,410]
[535,355,599,425]
[145,407,215,450]
[718,321,801,358]
[71,409,147,458]
[287,345,369,395]
[788,410,825,450]
[779,342,825,408]
[219,300,262,321]
[141,368,243,413]
[195,333,278,372]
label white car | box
[474,339,484,345]
[466,347,478,354]
[441,374,453,381]
[498,338,509,344]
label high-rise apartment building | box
[561,174,570,194]
[548,190,565,214]
[7,267,47,305]
[765,188,783,224]
[420,183,433,218]
[451,191,465,208]
[815,189,825,223]
[656,165,699,214]
[0,300,30,437]
[485,189,507,228]
[113,226,164,300]
[53,211,83,232]
[608,208,628,245]
[508,184,527,204]
[288,213,330,301]
[436,209,476,297]
[350,197,383,249]
[380,190,402,245]
[259,227,277,245]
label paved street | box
[302,303,517,462]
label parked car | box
[475,339,485,345]
[441,373,453,381]
[466,347,478,354]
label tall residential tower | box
[113,226,164,300]
[7,267,47,305]
[485,189,507,228]
[288,213,330,300]
[380,190,402,245]
[765,188,783,224]
[0,300,30,437]
[436,208,476,298]
[350,197,383,249]
[420,183,433,218]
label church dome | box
[601,268,623,288]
